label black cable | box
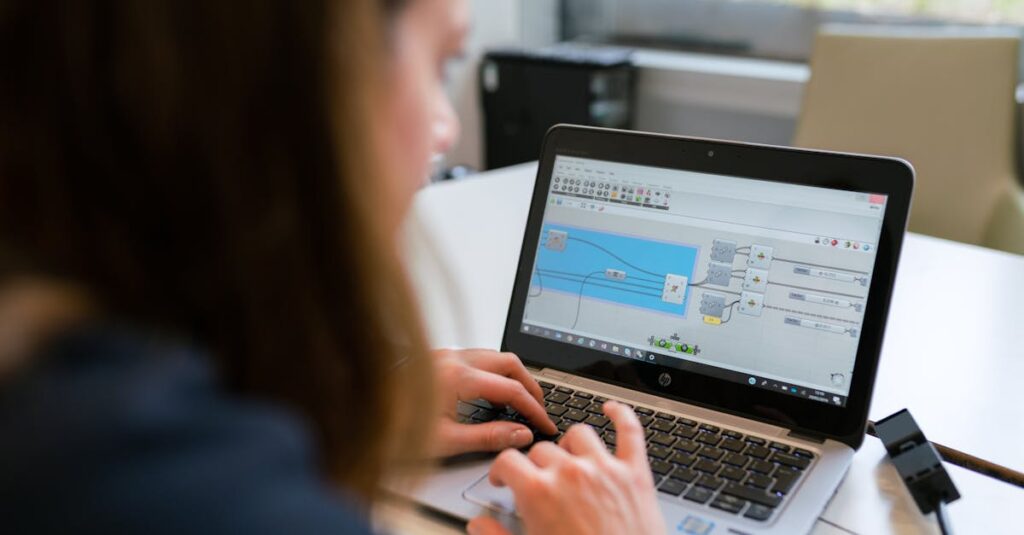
[570,271,604,329]
[935,500,952,535]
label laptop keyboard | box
[456,381,816,523]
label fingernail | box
[510,429,532,447]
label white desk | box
[397,163,1024,535]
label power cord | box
[872,409,960,535]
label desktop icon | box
[611,345,620,353]
[624,348,632,357]
[748,377,756,385]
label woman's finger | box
[603,401,647,467]
[558,423,607,458]
[489,448,540,491]
[527,440,571,468]
[456,369,557,434]
[434,420,535,457]
[467,516,514,535]
[460,350,545,405]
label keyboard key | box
[720,438,745,452]
[745,436,767,446]
[722,430,743,440]
[721,483,783,508]
[584,414,609,428]
[556,420,573,432]
[697,446,725,461]
[545,391,570,404]
[603,431,616,446]
[594,396,608,403]
[719,466,745,481]
[710,494,747,514]
[650,459,673,476]
[546,403,568,417]
[650,419,674,433]
[635,407,654,416]
[574,392,593,399]
[457,403,477,417]
[658,478,687,496]
[769,442,791,452]
[722,453,750,468]
[586,404,605,414]
[565,397,590,410]
[676,417,698,427]
[651,418,675,430]
[744,504,774,521]
[651,433,676,447]
[669,451,695,467]
[538,381,554,389]
[745,445,771,460]
[555,386,574,394]
[648,444,672,460]
[564,409,587,422]
[772,468,800,495]
[695,474,724,490]
[748,459,775,474]
[693,458,720,473]
[638,415,654,427]
[699,424,720,433]
[670,467,699,483]
[674,439,700,454]
[745,473,772,489]
[793,448,816,459]
[644,429,655,441]
[684,486,713,504]
[472,408,498,422]
[672,426,698,440]
[771,452,811,470]
[697,433,721,446]
[655,412,675,421]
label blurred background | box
[436,0,1024,255]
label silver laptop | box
[402,126,913,534]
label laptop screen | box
[519,155,889,408]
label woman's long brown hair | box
[0,0,434,500]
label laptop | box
[403,126,913,534]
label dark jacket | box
[0,326,374,534]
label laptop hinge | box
[787,429,826,444]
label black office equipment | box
[479,45,634,170]
[873,409,960,535]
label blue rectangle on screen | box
[531,224,699,316]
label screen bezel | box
[501,125,914,450]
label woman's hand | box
[432,349,558,458]
[467,401,666,535]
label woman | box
[0,0,665,534]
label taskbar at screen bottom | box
[520,322,848,408]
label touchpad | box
[464,474,517,514]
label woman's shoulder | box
[0,325,373,535]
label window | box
[562,0,1024,62]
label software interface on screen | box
[520,156,889,407]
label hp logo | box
[658,372,672,387]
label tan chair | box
[794,27,1024,254]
